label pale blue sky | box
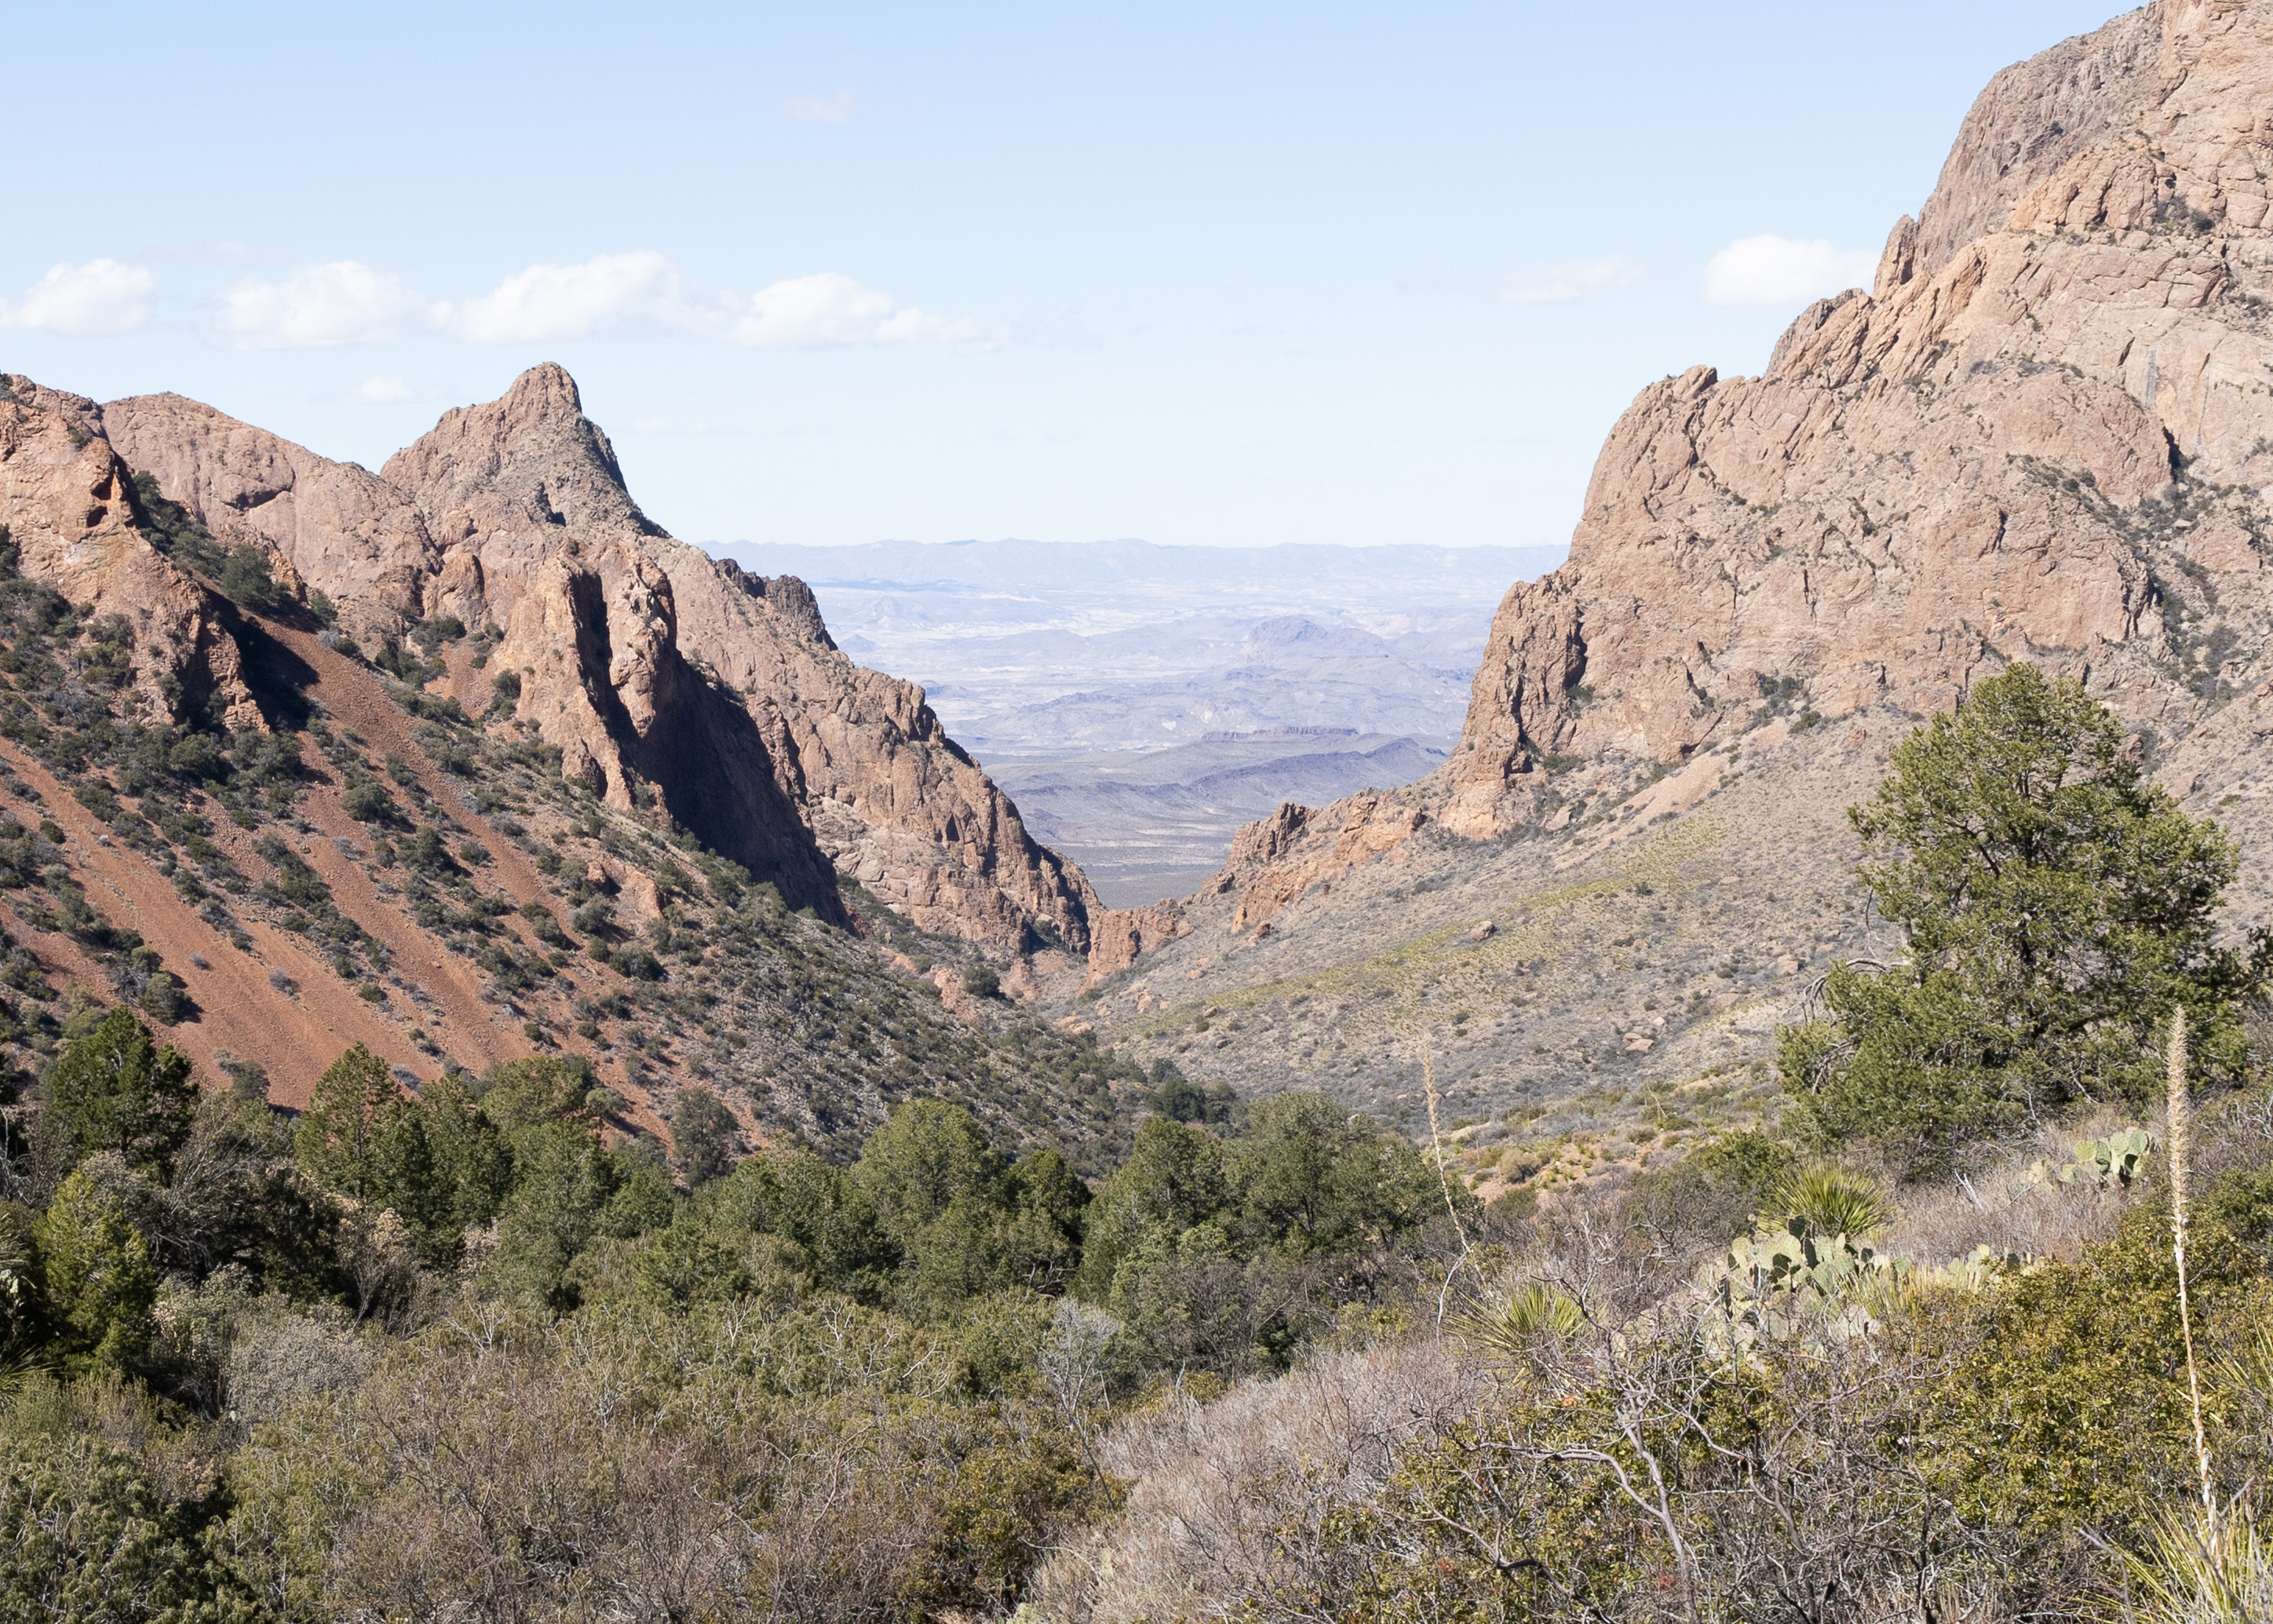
[5,1,2121,550]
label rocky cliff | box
[0,378,261,732]
[1074,0,2273,1167]
[103,366,1099,955]
[1185,0,2273,926]
[0,374,1140,1158]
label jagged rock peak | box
[1160,0,2273,961]
[0,375,262,731]
[1432,0,2273,841]
[99,364,1100,958]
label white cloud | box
[455,251,709,343]
[0,260,156,336]
[218,262,448,348]
[353,374,414,402]
[1495,257,1646,305]
[1703,235,1875,308]
[730,271,1005,349]
[200,251,1001,353]
[454,254,1005,350]
[785,90,855,122]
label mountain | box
[724,538,1560,908]
[722,538,1562,753]
[1066,0,2273,1174]
[106,370,1100,958]
[0,368,1147,1158]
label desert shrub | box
[217,544,283,611]
[0,1431,221,1620]
[670,1085,740,1187]
[1622,1128,1796,1249]
[338,776,393,823]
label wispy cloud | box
[0,260,156,336]
[1401,257,1650,306]
[1495,257,1647,305]
[353,374,416,402]
[784,90,855,122]
[1703,235,1874,308]
[731,271,1005,349]
[207,253,1002,352]
[458,254,1003,349]
[218,262,449,348]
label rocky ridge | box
[103,366,1099,956]
[1069,0,2273,1192]
[0,370,1149,1160]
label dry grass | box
[1029,1338,1478,1622]
[1877,1106,2149,1266]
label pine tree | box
[1781,664,2271,1171]
[40,1007,195,1180]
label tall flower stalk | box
[2169,1006,2215,1522]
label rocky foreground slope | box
[1072,0,2273,1194]
[0,368,1145,1159]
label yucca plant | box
[1765,1163,1897,1241]
[1450,1282,1584,1359]
[2119,1509,2273,1624]
[2169,1007,2215,1519]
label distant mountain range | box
[717,540,1563,752]
[718,540,1564,899]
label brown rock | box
[100,393,436,648]
[0,377,259,730]
[1429,0,2273,839]
[1193,0,2273,947]
[1087,901,1187,976]
[103,364,1098,956]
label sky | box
[2,1,2125,553]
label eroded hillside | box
[0,372,1147,1165]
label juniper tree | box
[40,1007,195,1181]
[1782,663,2271,1172]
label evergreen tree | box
[669,1086,739,1187]
[295,1043,411,1202]
[36,1168,157,1373]
[1782,663,2272,1170]
[40,1007,195,1180]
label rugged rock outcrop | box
[1171,0,2273,948]
[100,393,435,651]
[102,367,1099,954]
[0,378,260,731]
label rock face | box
[1181,0,2273,948]
[0,378,261,731]
[1438,0,2273,837]
[102,367,1099,954]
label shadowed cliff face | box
[100,366,1100,953]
